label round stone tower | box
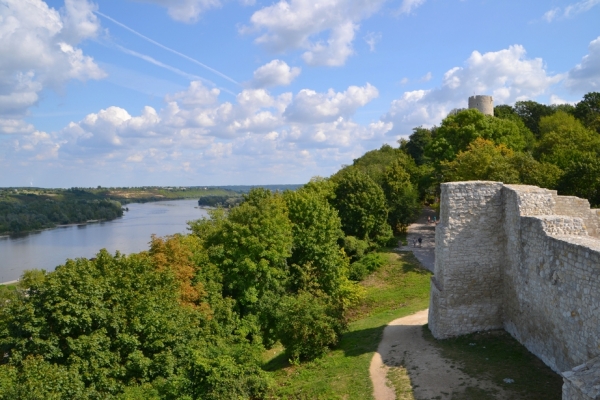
[468,95,494,116]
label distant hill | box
[210,184,304,193]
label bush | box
[276,292,344,362]
[341,236,369,262]
[348,253,386,281]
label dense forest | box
[0,92,598,398]
[0,187,241,235]
[0,189,123,234]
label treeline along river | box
[0,199,208,283]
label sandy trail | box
[396,208,436,272]
[369,310,508,400]
[370,209,508,399]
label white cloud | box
[133,0,221,23]
[60,0,101,42]
[0,118,36,135]
[542,8,560,22]
[5,79,386,183]
[420,72,432,82]
[565,36,600,92]
[165,81,220,106]
[251,59,301,88]
[364,31,382,52]
[383,45,563,135]
[397,0,426,15]
[542,0,600,22]
[284,83,379,123]
[243,0,387,66]
[0,0,104,133]
[549,94,572,105]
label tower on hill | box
[468,95,493,116]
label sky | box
[0,0,599,187]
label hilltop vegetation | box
[0,93,597,398]
[400,92,600,206]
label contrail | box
[95,10,239,86]
[114,45,238,96]
[115,45,206,82]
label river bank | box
[0,199,209,283]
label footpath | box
[395,208,436,272]
[369,209,508,399]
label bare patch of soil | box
[370,310,510,400]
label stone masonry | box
[429,181,600,400]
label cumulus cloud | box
[397,0,426,15]
[5,79,385,183]
[0,0,104,133]
[542,0,600,22]
[133,0,221,23]
[242,0,387,66]
[565,36,600,92]
[284,83,379,123]
[251,60,301,88]
[382,45,563,135]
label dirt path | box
[370,209,508,399]
[369,310,509,400]
[396,208,436,272]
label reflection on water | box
[0,199,208,282]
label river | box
[0,199,209,283]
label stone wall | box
[428,181,600,400]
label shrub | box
[348,253,386,281]
[341,236,369,262]
[276,292,344,362]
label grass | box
[421,326,563,400]
[264,250,432,399]
[386,366,415,400]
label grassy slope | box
[265,251,432,399]
[265,249,563,400]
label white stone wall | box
[429,182,600,400]
[429,181,505,338]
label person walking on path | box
[418,237,422,247]
[427,216,431,224]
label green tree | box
[400,127,433,166]
[441,138,520,183]
[494,104,517,119]
[283,189,347,297]
[514,100,555,138]
[275,292,344,362]
[535,111,600,169]
[0,249,271,399]
[557,153,600,206]
[426,109,528,165]
[574,92,600,134]
[203,188,293,318]
[381,160,421,232]
[510,152,563,189]
[350,144,418,187]
[332,169,390,244]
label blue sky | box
[0,0,599,187]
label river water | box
[0,199,209,283]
